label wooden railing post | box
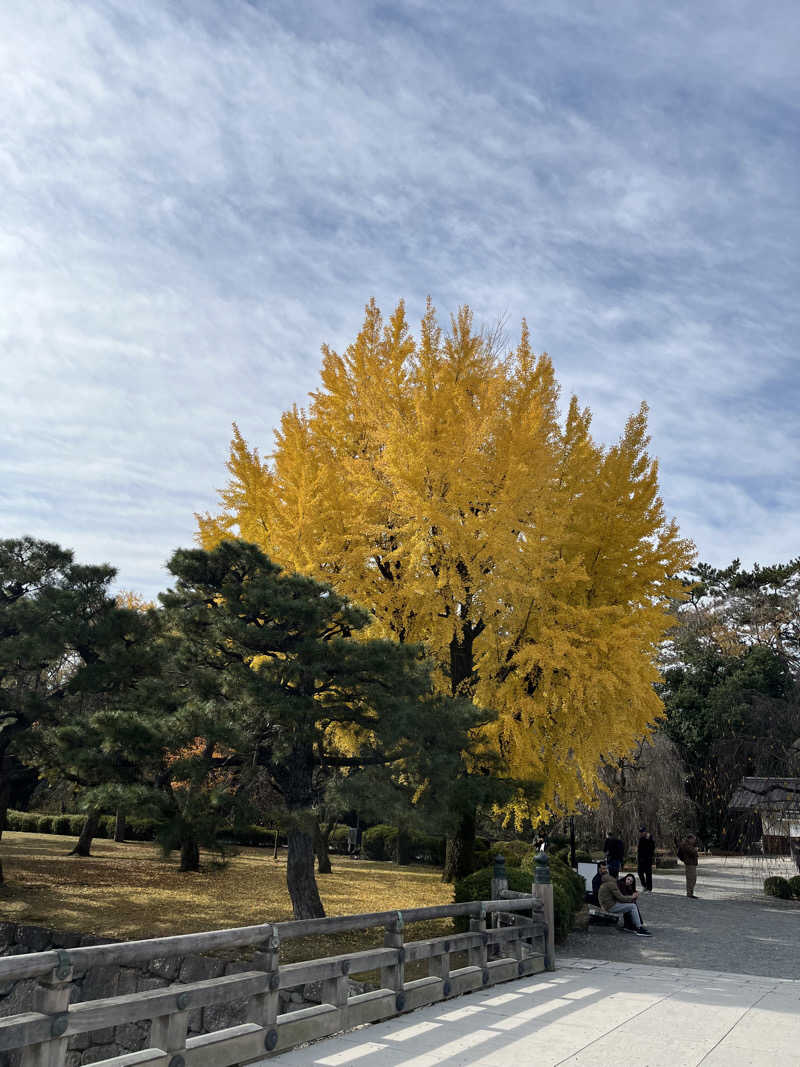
[380,912,405,1002]
[428,940,450,988]
[489,855,508,959]
[468,902,488,981]
[319,968,350,1012]
[490,854,508,901]
[150,992,189,1061]
[22,953,74,1067]
[533,851,556,971]
[249,930,281,1053]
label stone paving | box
[564,855,800,977]
[267,857,800,1066]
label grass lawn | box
[0,832,454,965]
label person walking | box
[677,833,700,898]
[637,827,655,892]
[603,830,626,877]
[597,868,653,935]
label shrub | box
[412,833,446,866]
[221,825,277,848]
[472,848,491,873]
[37,815,54,834]
[125,817,157,842]
[362,824,397,861]
[494,840,531,868]
[453,864,531,931]
[764,876,793,900]
[788,875,800,900]
[6,810,37,832]
[453,856,582,943]
[549,854,585,915]
[551,883,572,942]
[520,850,585,941]
[575,849,592,864]
[53,816,71,836]
[328,826,350,852]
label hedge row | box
[5,810,158,840]
[5,811,286,847]
[764,875,800,900]
[361,824,446,865]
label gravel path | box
[561,856,800,978]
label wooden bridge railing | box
[0,862,553,1067]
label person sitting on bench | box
[590,861,608,905]
[598,868,653,936]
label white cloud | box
[0,0,797,596]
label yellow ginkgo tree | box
[198,299,694,878]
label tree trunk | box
[395,825,412,866]
[314,821,332,874]
[273,828,280,860]
[442,809,476,882]
[287,827,325,919]
[70,809,100,856]
[441,624,479,882]
[179,836,200,872]
[0,753,10,885]
[114,809,126,843]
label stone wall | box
[0,923,346,1067]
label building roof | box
[729,777,800,812]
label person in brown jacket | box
[677,834,699,898]
[597,871,653,936]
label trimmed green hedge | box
[788,875,800,899]
[764,876,793,899]
[521,850,585,942]
[6,810,159,840]
[493,840,531,868]
[452,864,532,931]
[453,855,584,943]
[361,824,445,865]
[362,824,397,860]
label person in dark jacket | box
[637,827,656,891]
[677,834,700,898]
[590,861,608,904]
[603,830,626,877]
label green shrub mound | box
[787,875,800,900]
[764,875,793,899]
[453,853,584,943]
[492,840,531,868]
[520,850,585,942]
[452,865,531,932]
[361,824,445,865]
[329,826,351,852]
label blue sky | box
[1,0,798,598]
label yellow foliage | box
[197,300,694,818]
[115,590,156,612]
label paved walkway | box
[269,962,800,1065]
[564,855,800,977]
[268,857,800,1065]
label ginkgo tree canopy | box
[198,299,694,818]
